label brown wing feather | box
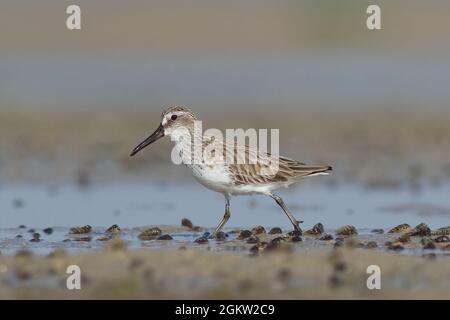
[223,140,332,185]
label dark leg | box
[270,193,302,234]
[211,195,231,238]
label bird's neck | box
[169,124,204,165]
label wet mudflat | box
[0,240,449,299]
[0,222,449,257]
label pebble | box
[214,231,227,240]
[106,224,121,234]
[365,241,378,249]
[434,235,449,243]
[194,236,209,244]
[421,238,436,250]
[319,234,333,241]
[246,235,259,244]
[43,227,53,235]
[30,233,41,242]
[388,223,411,233]
[387,242,404,251]
[396,234,411,243]
[157,234,173,240]
[181,218,194,229]
[237,230,252,240]
[251,225,266,235]
[409,223,431,237]
[290,235,302,242]
[138,227,162,240]
[287,230,302,237]
[181,218,202,231]
[69,225,92,234]
[304,223,324,236]
[370,229,384,234]
[335,225,358,236]
[268,227,282,235]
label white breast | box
[188,163,233,194]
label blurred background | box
[1,0,450,229]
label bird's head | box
[130,106,196,156]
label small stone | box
[30,233,41,242]
[268,227,282,235]
[287,229,302,237]
[422,238,435,249]
[194,236,209,244]
[319,234,333,241]
[410,223,431,237]
[251,225,266,235]
[237,230,252,240]
[43,228,53,235]
[157,234,173,240]
[138,227,162,240]
[388,223,411,233]
[335,225,358,236]
[15,235,23,239]
[27,228,35,233]
[18,225,26,229]
[304,223,324,236]
[355,242,365,248]
[365,241,378,249]
[396,234,411,243]
[106,224,121,234]
[387,242,404,251]
[434,235,449,243]
[214,231,226,240]
[181,218,194,229]
[69,225,92,234]
[370,229,384,234]
[246,235,259,244]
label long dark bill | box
[130,124,165,156]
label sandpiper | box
[130,106,332,237]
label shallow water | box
[0,182,449,256]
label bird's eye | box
[171,114,178,121]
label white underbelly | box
[188,164,233,194]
